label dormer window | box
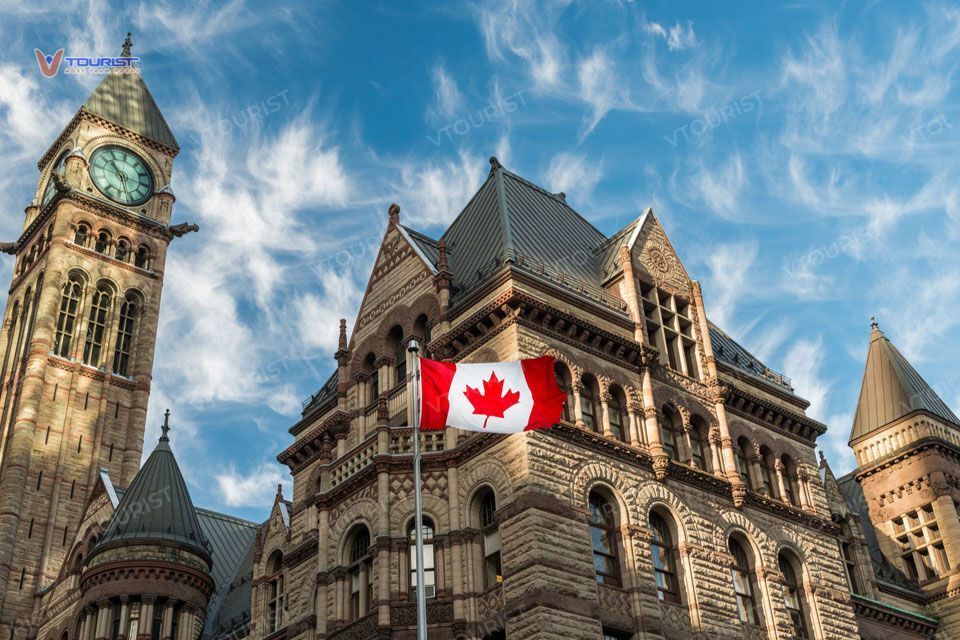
[640,282,700,378]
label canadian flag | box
[418,356,566,433]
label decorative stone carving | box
[652,455,670,481]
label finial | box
[121,32,133,57]
[488,156,501,173]
[388,203,400,227]
[870,316,879,331]
[276,483,283,498]
[556,192,566,201]
[338,318,347,350]
[159,409,171,442]
[438,238,449,272]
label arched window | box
[729,536,761,626]
[554,362,574,422]
[408,517,436,599]
[94,231,110,254]
[73,224,90,247]
[54,276,83,358]
[649,510,680,603]
[580,374,599,432]
[736,437,752,487]
[266,551,284,632]
[690,415,710,471]
[346,526,373,621]
[474,488,502,589]
[389,325,406,384]
[588,491,621,587]
[759,447,776,497]
[112,294,138,376]
[779,552,809,638]
[840,540,861,594]
[661,405,682,461]
[608,386,627,442]
[134,245,149,269]
[114,239,129,262]
[82,284,112,366]
[413,313,431,357]
[780,455,800,506]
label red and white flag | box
[418,356,566,433]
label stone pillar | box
[709,427,724,477]
[334,570,346,621]
[571,381,584,428]
[138,598,155,640]
[599,391,613,438]
[117,598,130,640]
[774,459,789,504]
[448,466,465,620]
[627,401,642,446]
[640,366,667,479]
[161,600,175,640]
[797,467,814,511]
[931,491,960,574]
[77,608,89,640]
[677,407,693,466]
[749,446,764,494]
[95,601,111,640]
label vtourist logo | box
[34,47,139,78]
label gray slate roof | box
[709,322,794,392]
[850,324,959,443]
[83,70,179,151]
[209,536,256,640]
[440,158,606,294]
[96,428,210,559]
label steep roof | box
[95,412,210,559]
[197,509,257,635]
[849,322,959,443]
[209,536,256,640]
[81,56,179,152]
[440,157,607,295]
[709,322,795,392]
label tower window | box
[53,276,82,358]
[114,239,129,262]
[892,505,950,582]
[73,224,90,247]
[134,246,150,269]
[82,285,112,367]
[474,487,502,589]
[112,295,138,376]
[639,282,700,377]
[94,231,110,254]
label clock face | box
[88,146,154,206]
[41,151,69,207]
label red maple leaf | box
[463,372,521,429]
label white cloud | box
[216,462,290,508]
[543,151,603,202]
[0,64,71,154]
[783,337,831,423]
[295,269,364,353]
[690,152,747,220]
[701,240,757,328]
[576,48,624,139]
[475,0,567,92]
[643,20,698,51]
[428,63,463,120]
[393,149,486,226]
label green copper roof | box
[95,412,209,559]
[82,68,179,152]
[849,322,959,443]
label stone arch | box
[541,347,582,380]
[329,498,379,565]
[714,508,775,559]
[389,493,449,536]
[457,457,514,519]
[633,481,703,545]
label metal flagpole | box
[408,339,428,640]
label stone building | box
[259,158,959,639]
[5,34,959,640]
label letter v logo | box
[35,49,64,78]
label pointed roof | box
[93,411,210,560]
[80,34,179,152]
[849,320,959,443]
[440,157,607,293]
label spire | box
[159,408,171,442]
[849,321,959,443]
[92,411,210,562]
[80,33,179,152]
[121,32,133,57]
[388,203,400,227]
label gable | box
[632,212,691,296]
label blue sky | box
[1,1,958,522]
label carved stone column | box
[774,458,789,504]
[137,598,155,640]
[572,381,584,428]
[640,367,668,480]
[95,600,110,640]
[117,598,130,640]
[599,390,613,438]
[628,397,643,447]
[676,405,693,466]
[161,600,175,640]
[749,445,765,494]
[708,426,724,477]
[797,467,814,511]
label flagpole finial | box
[408,338,420,353]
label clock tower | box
[0,35,195,638]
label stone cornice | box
[851,593,938,636]
[855,437,960,481]
[724,384,827,445]
[278,409,351,472]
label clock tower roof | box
[80,34,179,153]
